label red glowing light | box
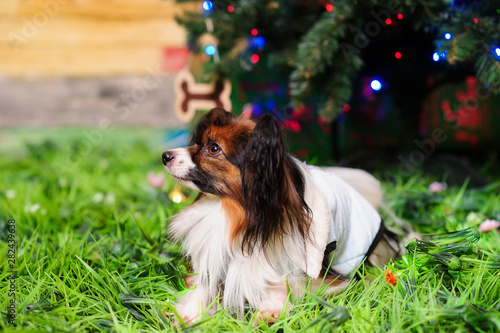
[227,5,234,13]
[251,54,259,64]
[325,3,333,12]
[251,29,258,36]
[473,17,478,24]
[397,13,403,20]
[385,18,392,25]
[343,104,351,112]
[395,51,402,59]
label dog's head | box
[163,108,311,252]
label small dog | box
[162,108,400,324]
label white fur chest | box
[169,195,305,311]
[169,195,231,297]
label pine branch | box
[289,4,361,120]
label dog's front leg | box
[175,286,210,325]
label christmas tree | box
[176,0,500,123]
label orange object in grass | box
[385,269,397,286]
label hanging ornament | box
[174,16,231,123]
[199,32,219,58]
[174,69,232,123]
[200,19,220,63]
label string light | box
[252,36,265,47]
[202,0,213,11]
[251,29,258,36]
[252,104,263,116]
[495,47,500,57]
[395,51,402,59]
[265,100,276,110]
[432,52,440,61]
[325,3,333,12]
[205,45,216,56]
[397,13,403,19]
[169,186,186,203]
[444,33,452,40]
[370,79,382,91]
[473,18,478,24]
[251,54,259,64]
[227,5,234,13]
[385,18,392,25]
[343,104,351,112]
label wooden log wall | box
[0,0,196,76]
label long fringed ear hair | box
[241,115,312,254]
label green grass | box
[1,130,499,332]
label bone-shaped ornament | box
[174,69,232,123]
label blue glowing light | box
[432,52,440,61]
[252,104,263,116]
[202,1,213,11]
[265,100,276,110]
[495,47,500,57]
[370,79,382,91]
[205,45,216,56]
[253,36,265,47]
[444,33,452,40]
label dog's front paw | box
[173,288,209,327]
[174,302,202,327]
[255,308,282,323]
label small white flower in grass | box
[59,178,68,188]
[147,171,165,189]
[6,190,16,199]
[105,192,116,205]
[466,212,483,225]
[92,192,104,203]
[479,219,500,232]
[428,181,447,192]
[41,208,47,215]
[26,203,41,213]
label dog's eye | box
[209,143,221,155]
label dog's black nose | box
[162,151,174,165]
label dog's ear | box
[241,115,287,252]
[190,108,234,145]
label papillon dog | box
[162,108,400,324]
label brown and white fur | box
[162,108,396,324]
